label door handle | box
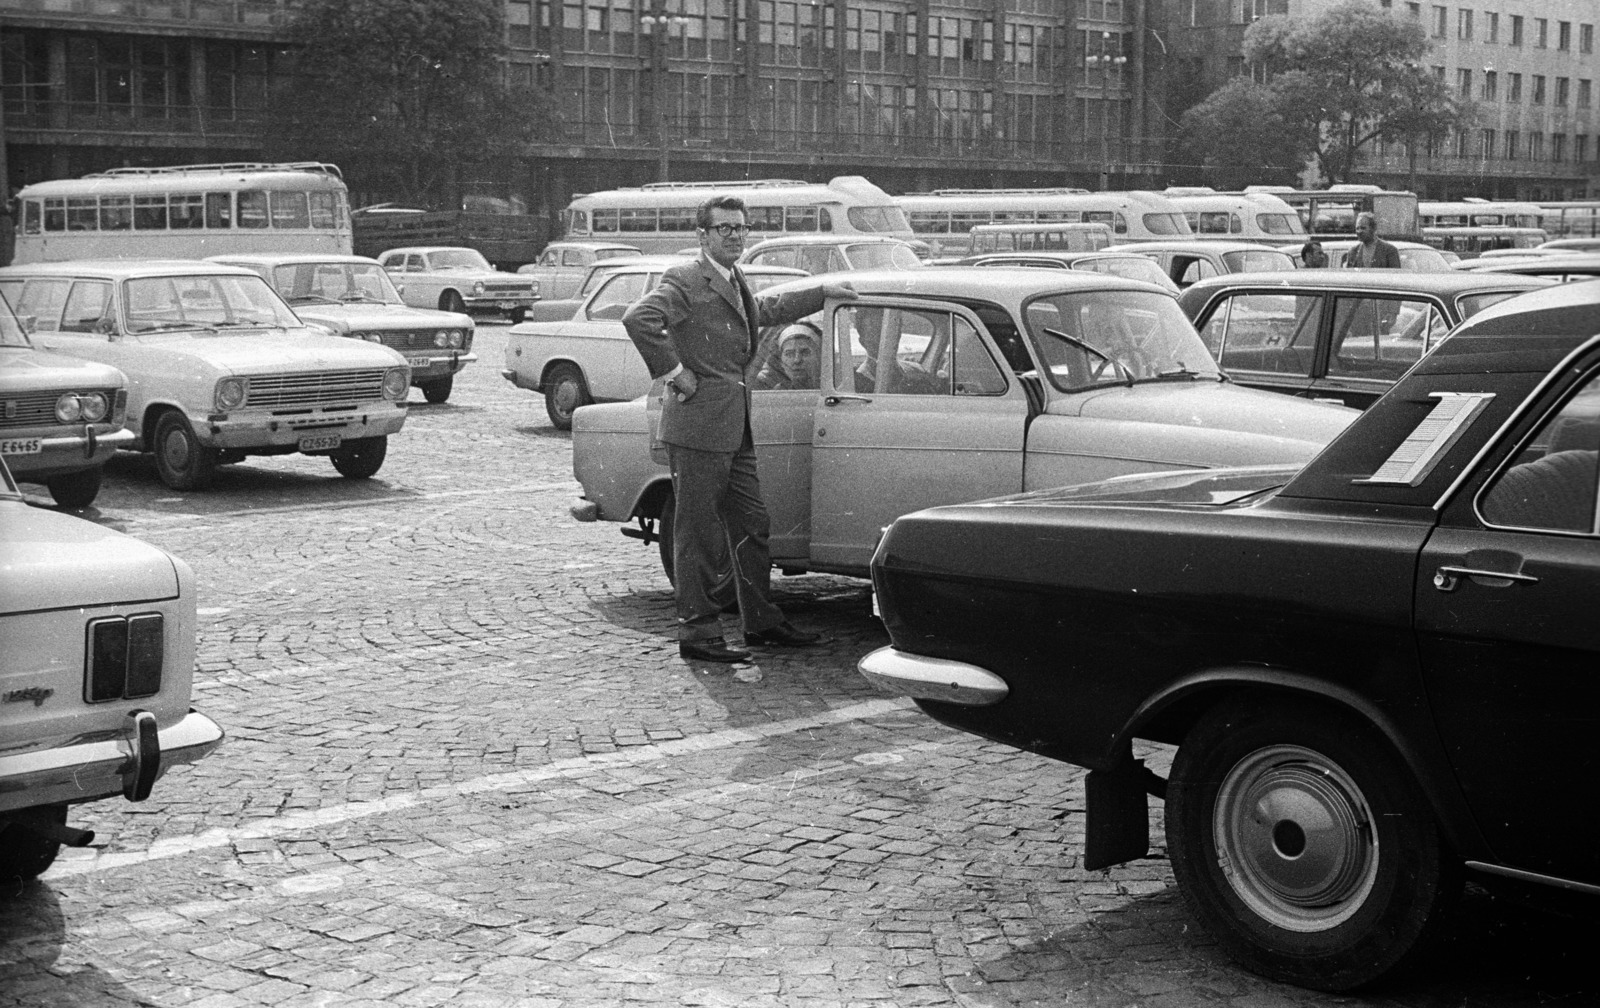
[1432,565,1540,591]
[824,394,872,406]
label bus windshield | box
[1142,213,1188,235]
[848,205,912,233]
[1256,213,1304,235]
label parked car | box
[0,453,224,883]
[1458,254,1600,282]
[570,268,1356,578]
[0,299,134,508]
[858,279,1600,991]
[520,255,693,325]
[737,234,923,275]
[503,261,807,429]
[516,241,644,301]
[945,250,1181,294]
[1538,237,1600,253]
[209,253,475,404]
[0,260,412,490]
[375,246,540,322]
[1180,270,1550,408]
[1106,240,1298,289]
[1281,239,1454,272]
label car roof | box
[1107,240,1293,254]
[743,234,915,249]
[0,259,261,280]
[377,246,484,256]
[549,241,641,251]
[761,266,1170,301]
[1178,268,1552,302]
[962,251,1154,264]
[1465,253,1600,273]
[207,253,384,267]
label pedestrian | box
[1300,239,1329,268]
[1340,212,1402,268]
[623,194,856,664]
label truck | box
[352,205,552,271]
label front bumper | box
[502,367,541,391]
[462,294,538,312]
[0,708,225,812]
[857,646,1010,706]
[197,404,408,449]
[398,351,477,381]
[3,426,138,479]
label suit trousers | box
[667,432,787,641]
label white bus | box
[962,222,1114,257]
[896,188,1193,258]
[12,162,352,264]
[1419,199,1544,229]
[560,176,912,254]
[1538,201,1600,239]
[1161,187,1306,240]
[1422,225,1549,258]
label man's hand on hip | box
[668,370,698,402]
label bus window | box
[22,201,41,234]
[620,208,656,232]
[238,190,269,228]
[270,191,310,229]
[134,194,168,230]
[171,194,205,229]
[1196,212,1230,234]
[102,196,132,231]
[952,212,988,233]
[592,209,619,233]
[67,198,97,231]
[566,209,589,235]
[660,207,694,232]
[205,192,232,228]
[819,207,835,231]
[910,211,948,234]
[43,198,65,232]
[309,191,339,228]
[786,206,820,232]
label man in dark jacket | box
[623,195,854,663]
[1341,212,1402,268]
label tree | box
[261,0,546,208]
[1178,79,1311,189]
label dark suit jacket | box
[623,257,826,452]
[1340,238,1402,269]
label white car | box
[0,259,412,490]
[210,253,476,404]
[502,262,807,429]
[0,453,223,882]
[516,241,643,301]
[376,246,540,322]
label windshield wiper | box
[289,295,341,305]
[338,294,385,303]
[1151,364,1222,381]
[1042,327,1134,387]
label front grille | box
[480,281,535,295]
[86,613,163,702]
[361,329,441,351]
[0,388,118,429]
[247,369,388,409]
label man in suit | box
[1341,212,1402,269]
[623,195,855,663]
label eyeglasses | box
[703,223,752,237]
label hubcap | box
[162,427,190,469]
[553,380,580,417]
[1213,744,1378,932]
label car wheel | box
[420,375,454,403]
[440,290,467,314]
[0,805,65,884]
[657,487,676,585]
[543,363,592,431]
[329,435,388,479]
[153,411,218,491]
[1166,694,1459,991]
[46,467,102,509]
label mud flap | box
[1083,752,1165,871]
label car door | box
[1414,365,1600,886]
[1194,290,1320,400]
[808,297,1028,571]
[1316,293,1446,408]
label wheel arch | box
[538,356,586,391]
[629,474,674,522]
[138,401,190,451]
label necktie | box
[731,267,756,349]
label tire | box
[153,411,218,491]
[0,805,65,885]
[330,435,388,479]
[420,375,454,403]
[657,487,676,585]
[440,290,467,314]
[543,363,592,430]
[46,466,102,509]
[1166,694,1459,991]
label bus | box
[1419,198,1543,229]
[1537,201,1600,239]
[1422,225,1549,259]
[560,176,911,254]
[964,221,1115,257]
[11,162,352,264]
[1161,187,1306,240]
[1244,184,1422,243]
[896,188,1193,257]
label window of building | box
[1432,5,1447,36]
[1558,21,1571,50]
[1535,17,1547,47]
[1482,70,1497,99]
[1553,134,1567,162]
[1580,79,1592,109]
[1458,8,1473,39]
[1407,1,1421,17]
[1583,24,1594,54]
[1530,132,1544,159]
[1457,68,1472,95]
[1504,130,1519,157]
[1486,11,1498,42]
[1509,71,1522,100]
[1578,136,1589,163]
[1557,77,1570,105]
[1510,14,1523,44]
[1533,74,1546,103]
[1482,127,1496,156]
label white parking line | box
[49,696,916,877]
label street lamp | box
[641,12,690,182]
[1084,33,1127,192]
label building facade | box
[1169,0,1599,198]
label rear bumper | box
[0,708,225,812]
[502,367,541,391]
[857,646,1009,707]
[3,427,137,478]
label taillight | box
[85,613,164,702]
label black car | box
[1179,269,1550,408]
[860,280,1600,991]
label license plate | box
[406,357,432,369]
[298,434,341,452]
[497,301,518,309]
[0,437,42,455]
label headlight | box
[383,367,410,400]
[472,282,486,295]
[78,392,110,422]
[214,377,247,411]
[450,330,464,348]
[434,329,450,348]
[54,393,83,422]
[365,333,386,343]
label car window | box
[586,272,650,320]
[562,249,586,267]
[1200,292,1321,377]
[751,248,797,270]
[1024,290,1220,389]
[1480,372,1600,532]
[1327,296,1431,382]
[1458,290,1533,319]
[794,246,835,274]
[595,248,641,260]
[1177,258,1217,286]
[1222,249,1297,273]
[61,281,114,334]
[832,304,964,395]
[846,243,921,270]
[539,250,559,266]
[16,278,72,330]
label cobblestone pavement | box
[4,324,1594,1008]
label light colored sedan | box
[0,259,412,490]
[376,246,539,322]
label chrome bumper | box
[3,427,138,476]
[199,406,408,449]
[0,708,225,812]
[857,646,1009,707]
[502,367,541,391]
[400,351,477,379]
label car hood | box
[1061,380,1356,444]
[130,330,404,372]
[997,462,1302,507]
[0,347,126,390]
[0,500,180,614]
[289,303,472,330]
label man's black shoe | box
[745,622,822,647]
[679,637,752,663]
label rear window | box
[1222,249,1296,273]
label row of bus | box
[10,162,1599,266]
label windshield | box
[595,248,642,260]
[1022,290,1222,391]
[848,205,912,233]
[1075,256,1179,292]
[427,249,493,270]
[0,454,18,497]
[124,274,303,334]
[1256,213,1306,235]
[847,243,923,270]
[1398,247,1452,272]
[1142,213,1189,235]
[1222,249,1297,273]
[0,291,28,348]
[270,262,403,305]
